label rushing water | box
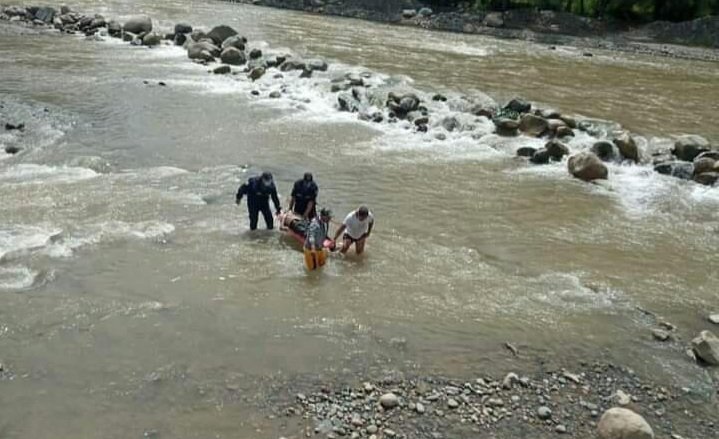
[1,1,718,437]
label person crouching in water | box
[333,206,374,255]
[304,208,334,270]
[235,171,282,230]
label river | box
[1,1,718,438]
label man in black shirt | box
[288,172,319,219]
[236,171,282,230]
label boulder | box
[222,35,246,51]
[530,148,551,164]
[123,32,135,42]
[207,25,238,46]
[142,32,162,47]
[694,172,719,186]
[280,59,306,72]
[60,5,72,15]
[174,33,187,46]
[269,90,281,99]
[220,47,246,65]
[484,12,504,28]
[654,161,693,180]
[174,23,192,35]
[505,98,531,114]
[307,58,328,72]
[213,65,231,74]
[379,393,399,409]
[189,40,220,57]
[123,15,152,34]
[187,45,215,62]
[249,48,262,60]
[518,114,548,137]
[691,331,719,365]
[248,67,266,81]
[337,93,360,113]
[672,135,711,161]
[5,145,21,154]
[598,408,654,439]
[517,147,537,158]
[494,118,519,135]
[387,93,420,119]
[591,141,619,162]
[418,7,433,17]
[35,7,56,24]
[614,132,640,162]
[696,151,719,161]
[107,20,121,37]
[545,140,570,161]
[402,9,417,19]
[568,152,608,182]
[559,115,577,128]
[693,157,716,175]
[555,126,574,138]
[190,30,207,42]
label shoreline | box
[226,0,719,63]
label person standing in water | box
[288,172,319,219]
[333,206,374,255]
[304,208,334,270]
[235,171,282,230]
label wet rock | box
[530,148,551,164]
[174,33,187,46]
[416,402,425,414]
[249,67,266,81]
[249,48,263,60]
[123,15,152,34]
[418,7,433,17]
[691,330,719,365]
[693,157,716,175]
[280,59,307,72]
[107,20,121,37]
[709,314,719,324]
[300,68,313,78]
[221,47,246,65]
[494,118,519,135]
[651,329,670,341]
[537,406,552,420]
[187,44,215,62]
[568,152,608,182]
[447,398,459,409]
[693,172,718,186]
[123,32,135,43]
[269,91,281,98]
[517,146,537,158]
[441,116,460,132]
[556,425,568,434]
[598,408,654,439]
[546,140,570,161]
[307,58,328,72]
[387,92,420,119]
[653,161,693,180]
[696,150,719,161]
[35,7,56,24]
[518,113,548,137]
[380,393,399,409]
[432,93,447,102]
[142,32,162,47]
[4,122,24,131]
[221,35,246,51]
[207,25,238,46]
[413,116,429,126]
[672,135,711,161]
[213,65,231,74]
[591,140,619,162]
[174,22,192,35]
[505,98,531,114]
[614,132,640,162]
[5,146,21,154]
[485,12,504,28]
[502,372,519,389]
[614,390,632,406]
[402,9,417,19]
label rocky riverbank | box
[2,4,718,189]
[227,0,719,62]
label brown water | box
[1,1,718,438]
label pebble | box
[366,425,378,434]
[380,393,399,409]
[614,390,631,406]
[709,314,719,324]
[652,328,671,341]
[383,429,396,437]
[447,398,459,409]
[416,402,425,414]
[537,406,552,420]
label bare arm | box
[333,224,346,242]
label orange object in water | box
[304,248,327,271]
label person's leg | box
[356,237,367,255]
[248,204,259,231]
[317,249,327,267]
[304,248,316,270]
[340,236,353,254]
[260,204,274,230]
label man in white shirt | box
[333,206,374,255]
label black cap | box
[303,172,313,181]
[261,171,273,180]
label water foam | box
[0,225,63,262]
[0,265,39,292]
[0,164,98,185]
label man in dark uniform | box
[288,172,319,219]
[236,171,282,230]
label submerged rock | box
[516,146,536,157]
[213,65,231,74]
[598,408,654,439]
[591,140,619,162]
[530,148,551,164]
[654,161,693,180]
[545,140,570,161]
[568,151,608,182]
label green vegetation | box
[428,0,719,22]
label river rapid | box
[1,1,718,438]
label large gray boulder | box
[691,331,719,365]
[613,132,640,162]
[222,35,246,51]
[518,113,548,137]
[207,25,238,46]
[598,408,654,439]
[673,135,711,161]
[220,47,246,65]
[123,15,152,34]
[568,152,608,182]
[142,32,162,47]
[174,22,192,35]
[34,7,56,24]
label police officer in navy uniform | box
[236,171,282,230]
[289,172,319,219]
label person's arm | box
[235,183,248,205]
[333,224,346,242]
[288,182,298,212]
[366,219,374,238]
[271,186,282,213]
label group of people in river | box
[235,171,374,270]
